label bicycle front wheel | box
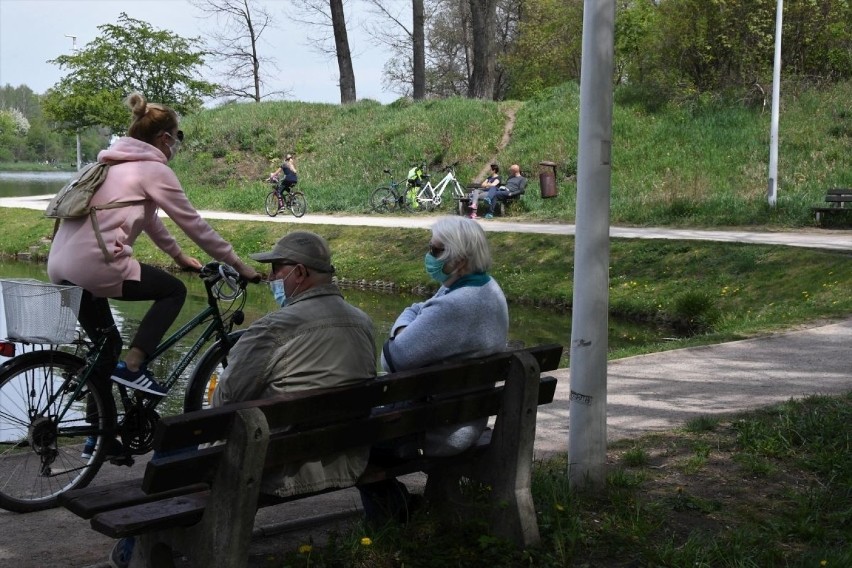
[416,187,436,212]
[265,191,282,217]
[0,350,116,512]
[370,186,396,213]
[183,331,246,413]
[289,192,307,218]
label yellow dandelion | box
[360,537,373,546]
[298,544,313,554]
[820,561,827,567]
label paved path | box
[0,195,849,566]
[2,194,851,250]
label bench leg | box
[476,351,542,547]
[425,352,542,547]
[131,408,270,568]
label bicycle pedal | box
[109,455,135,467]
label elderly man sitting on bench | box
[481,164,527,218]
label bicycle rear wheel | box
[183,331,246,413]
[370,186,396,213]
[265,191,282,217]
[289,192,307,218]
[0,350,115,512]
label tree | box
[362,0,426,99]
[42,13,216,134]
[288,0,357,104]
[190,0,286,102]
[417,0,519,100]
[413,0,426,99]
[331,0,357,103]
[467,0,498,99]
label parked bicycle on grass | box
[0,262,250,512]
[415,162,465,211]
[369,169,413,213]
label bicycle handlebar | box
[200,262,249,300]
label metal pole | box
[767,0,783,207]
[568,0,615,489]
[65,34,82,171]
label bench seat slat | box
[91,491,210,539]
[59,480,208,520]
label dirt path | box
[473,102,522,182]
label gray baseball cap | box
[250,231,335,273]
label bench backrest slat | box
[827,188,852,196]
[143,372,558,494]
[825,195,852,204]
[155,344,562,452]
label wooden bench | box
[457,179,528,217]
[60,344,563,568]
[812,188,852,224]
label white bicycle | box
[415,162,465,210]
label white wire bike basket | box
[1,279,82,344]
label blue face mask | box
[268,267,297,307]
[424,252,450,284]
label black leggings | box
[75,264,187,377]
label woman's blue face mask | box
[424,252,450,284]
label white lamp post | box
[767,0,783,207]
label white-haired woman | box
[361,215,509,524]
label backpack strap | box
[88,200,147,263]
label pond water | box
[0,260,672,375]
[0,170,74,198]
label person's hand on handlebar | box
[232,260,262,284]
[174,252,203,272]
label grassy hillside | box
[173,81,852,228]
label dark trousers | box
[75,263,187,377]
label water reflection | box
[1,260,673,385]
[0,171,73,198]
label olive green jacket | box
[213,283,376,497]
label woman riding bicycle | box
[47,92,260,399]
[269,152,298,193]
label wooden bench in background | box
[60,344,563,568]
[458,178,528,217]
[812,188,852,224]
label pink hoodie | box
[48,137,242,297]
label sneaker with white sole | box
[80,436,96,459]
[81,436,126,460]
[110,362,167,397]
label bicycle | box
[0,262,249,512]
[415,162,465,210]
[264,178,307,218]
[369,169,413,213]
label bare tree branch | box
[190,0,290,101]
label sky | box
[0,0,399,105]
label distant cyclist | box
[269,152,299,193]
